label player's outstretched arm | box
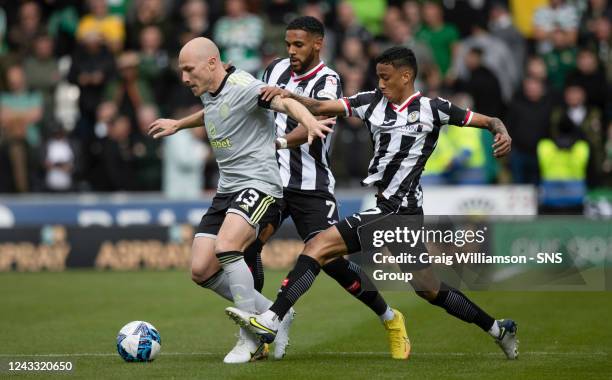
[276,118,336,149]
[465,113,512,158]
[261,86,346,117]
[148,109,205,139]
[269,95,333,144]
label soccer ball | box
[116,321,161,362]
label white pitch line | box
[0,351,607,358]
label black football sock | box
[269,254,321,319]
[244,238,264,292]
[430,282,495,331]
[322,257,388,316]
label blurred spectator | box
[453,47,504,118]
[335,37,369,84]
[421,64,448,98]
[77,101,117,188]
[416,0,460,77]
[46,1,80,57]
[7,1,45,58]
[107,0,132,17]
[335,1,373,57]
[341,66,367,97]
[506,77,553,185]
[0,65,43,147]
[23,34,60,126]
[104,51,155,130]
[542,28,578,91]
[447,123,487,185]
[174,0,212,54]
[451,22,518,102]
[68,31,116,140]
[524,54,558,100]
[382,6,402,37]
[0,121,40,193]
[586,16,612,83]
[346,0,386,37]
[537,124,589,215]
[125,0,171,50]
[401,0,422,32]
[566,49,608,112]
[138,26,168,78]
[263,0,298,57]
[163,118,209,199]
[603,122,612,181]
[0,7,7,55]
[264,0,298,26]
[489,2,526,81]
[550,85,604,187]
[76,0,126,54]
[525,55,549,84]
[380,18,434,88]
[132,105,162,191]
[422,124,454,185]
[43,121,75,192]
[214,0,264,75]
[440,0,489,38]
[300,1,336,63]
[579,0,612,41]
[533,0,579,54]
[90,115,135,191]
[137,25,172,114]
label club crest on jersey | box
[293,87,304,96]
[220,103,230,119]
[408,111,420,123]
[208,122,217,137]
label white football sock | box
[379,306,395,323]
[488,320,501,338]
[202,269,272,313]
[222,258,256,313]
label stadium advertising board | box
[0,223,302,272]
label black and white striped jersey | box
[262,58,342,194]
[341,89,474,210]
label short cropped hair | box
[375,46,418,78]
[286,16,325,37]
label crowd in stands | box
[0,0,610,211]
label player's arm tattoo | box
[486,117,508,136]
[466,113,511,158]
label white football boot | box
[273,308,296,359]
[223,327,268,364]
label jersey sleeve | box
[429,97,473,127]
[341,90,378,119]
[230,71,268,113]
[311,74,343,101]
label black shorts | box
[281,188,339,242]
[336,199,424,254]
[196,188,282,239]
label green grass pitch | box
[1,270,611,379]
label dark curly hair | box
[375,46,418,79]
[286,16,325,37]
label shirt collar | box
[209,66,236,97]
[389,91,421,112]
[291,61,325,82]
